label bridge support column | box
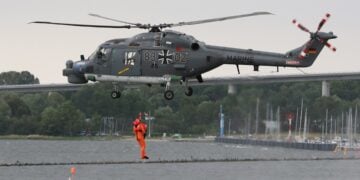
[322,80,330,97]
[228,84,237,95]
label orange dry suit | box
[133,118,148,159]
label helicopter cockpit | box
[88,47,112,64]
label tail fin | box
[288,14,337,67]
[286,32,337,67]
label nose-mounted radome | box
[63,58,89,84]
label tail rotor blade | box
[318,38,337,52]
[317,13,330,32]
[325,42,336,52]
[292,19,310,33]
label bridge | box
[0,72,359,96]
[192,72,360,96]
[0,83,89,93]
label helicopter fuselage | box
[64,30,220,83]
[63,29,335,100]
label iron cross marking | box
[158,50,173,64]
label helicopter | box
[31,12,337,100]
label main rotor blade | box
[89,13,145,27]
[168,11,273,27]
[30,21,135,29]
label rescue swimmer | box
[133,113,149,159]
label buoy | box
[69,166,76,180]
[70,167,76,175]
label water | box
[0,139,359,180]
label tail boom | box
[206,32,335,69]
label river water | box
[0,139,359,180]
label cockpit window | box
[89,47,112,65]
[124,51,137,65]
[88,49,97,60]
[97,47,112,61]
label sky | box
[0,0,359,84]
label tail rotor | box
[292,13,337,58]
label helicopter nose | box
[73,61,87,74]
[63,60,88,84]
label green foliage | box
[41,101,85,136]
[0,99,11,134]
[154,106,179,133]
[22,93,47,115]
[332,80,360,101]
[47,92,66,107]
[3,93,31,117]
[0,71,39,85]
[7,116,39,135]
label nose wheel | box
[111,83,121,99]
[163,76,175,100]
[164,90,174,100]
[111,91,121,99]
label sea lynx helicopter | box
[32,12,337,100]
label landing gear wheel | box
[164,90,174,100]
[111,91,121,99]
[185,87,193,96]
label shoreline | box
[0,134,216,141]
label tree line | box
[0,71,359,136]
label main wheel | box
[111,91,121,99]
[164,90,174,100]
[185,87,193,96]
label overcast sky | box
[0,0,358,83]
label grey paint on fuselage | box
[87,30,223,78]
[85,29,330,80]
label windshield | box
[88,47,112,62]
[88,48,98,60]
